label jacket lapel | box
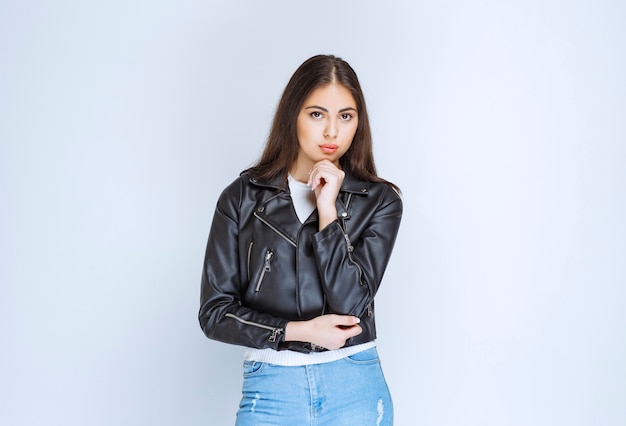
[249,172,370,240]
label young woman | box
[199,54,402,425]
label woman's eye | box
[310,111,323,119]
[340,113,353,121]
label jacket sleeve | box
[198,179,289,350]
[311,184,403,317]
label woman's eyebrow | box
[304,105,358,113]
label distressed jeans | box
[235,347,393,426]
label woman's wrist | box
[284,320,308,342]
[317,206,337,230]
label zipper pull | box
[255,250,274,293]
[269,327,283,343]
[343,233,354,252]
[264,250,273,272]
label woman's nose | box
[324,120,338,138]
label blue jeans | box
[235,347,393,426]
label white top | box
[244,341,376,366]
[242,174,375,366]
[287,174,316,223]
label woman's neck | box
[289,162,313,183]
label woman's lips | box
[320,144,338,153]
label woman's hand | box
[308,159,345,230]
[284,314,362,350]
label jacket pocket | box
[254,249,274,293]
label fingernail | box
[355,318,360,323]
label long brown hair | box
[248,54,398,191]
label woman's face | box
[294,84,358,173]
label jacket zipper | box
[247,241,253,283]
[339,193,367,314]
[341,226,364,285]
[339,194,364,282]
[344,193,353,211]
[253,212,297,247]
[224,313,284,342]
[254,250,273,292]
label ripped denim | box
[235,347,393,426]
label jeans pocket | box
[346,347,380,364]
[242,360,264,376]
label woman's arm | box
[198,179,289,350]
[312,184,403,317]
[284,314,362,350]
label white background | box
[1,1,625,425]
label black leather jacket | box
[199,171,402,353]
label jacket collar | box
[244,170,370,195]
